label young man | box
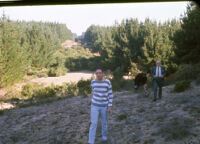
[88,69,113,144]
[152,60,166,101]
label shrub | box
[175,63,200,81]
[77,79,91,97]
[117,114,127,121]
[21,83,35,98]
[50,84,63,92]
[63,82,79,97]
[173,80,191,92]
[33,86,56,99]
[17,84,63,107]
[48,68,57,77]
[54,67,67,76]
[48,67,67,77]
[3,80,89,108]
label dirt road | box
[0,71,94,98]
[30,71,94,86]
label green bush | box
[50,84,63,92]
[55,67,67,76]
[175,63,200,81]
[117,114,127,121]
[174,80,191,92]
[48,68,57,77]
[3,80,90,108]
[63,82,79,97]
[48,67,67,77]
[17,83,76,107]
[21,83,35,98]
[77,79,92,97]
[33,86,56,99]
[26,67,49,78]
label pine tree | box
[173,2,200,64]
[0,15,27,87]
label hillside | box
[0,3,199,144]
[0,82,199,144]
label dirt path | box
[61,40,78,48]
[0,84,200,144]
[30,71,94,86]
[0,71,94,98]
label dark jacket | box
[152,66,166,79]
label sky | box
[0,2,188,35]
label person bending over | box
[134,72,149,96]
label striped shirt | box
[91,79,113,108]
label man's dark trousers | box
[153,77,164,100]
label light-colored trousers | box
[88,105,108,144]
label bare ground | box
[61,40,78,48]
[0,83,200,144]
[30,71,94,86]
[0,71,94,98]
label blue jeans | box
[88,105,108,144]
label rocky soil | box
[0,84,200,144]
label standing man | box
[152,60,166,101]
[88,69,113,144]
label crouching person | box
[134,72,149,96]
